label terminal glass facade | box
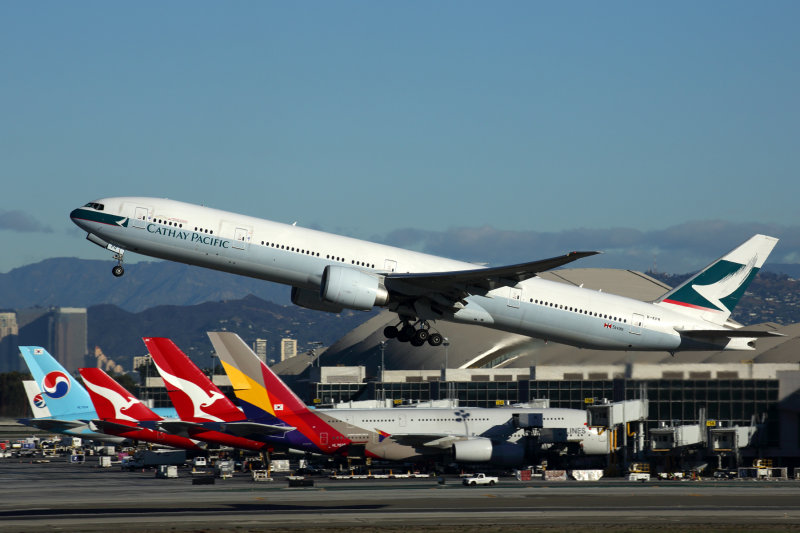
[313,378,780,446]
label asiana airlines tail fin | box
[208,331,350,454]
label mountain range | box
[1,257,798,370]
[0,258,292,312]
[3,257,798,313]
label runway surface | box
[2,458,800,532]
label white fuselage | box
[71,197,727,352]
[314,405,608,460]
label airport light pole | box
[443,338,450,370]
[379,340,386,382]
[308,341,323,367]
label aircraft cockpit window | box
[84,202,105,211]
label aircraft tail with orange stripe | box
[207,331,351,455]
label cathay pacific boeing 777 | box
[70,198,779,353]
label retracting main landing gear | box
[383,320,444,347]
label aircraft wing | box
[200,421,296,438]
[384,251,599,301]
[385,433,468,449]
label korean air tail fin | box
[78,368,162,422]
[18,346,95,419]
[144,337,244,423]
[654,234,778,326]
[22,380,52,419]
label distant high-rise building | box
[281,338,297,361]
[0,313,18,339]
[0,312,19,373]
[14,307,87,373]
[133,354,152,371]
[252,338,268,363]
[53,308,88,373]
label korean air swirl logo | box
[42,371,71,399]
[33,393,47,409]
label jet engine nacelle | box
[291,287,344,313]
[453,438,493,462]
[453,438,526,465]
[579,431,610,456]
[320,265,389,311]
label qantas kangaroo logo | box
[82,376,139,422]
[152,360,227,422]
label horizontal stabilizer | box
[201,420,295,437]
[678,328,785,339]
[18,418,86,430]
[154,420,201,438]
[91,419,141,433]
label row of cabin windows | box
[151,217,186,229]
[257,240,376,269]
[142,215,218,235]
[530,298,627,323]
[148,217,375,268]
[413,417,490,422]
[260,240,321,257]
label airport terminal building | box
[137,269,800,470]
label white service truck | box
[462,473,498,486]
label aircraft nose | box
[69,208,81,220]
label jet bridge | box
[586,399,649,458]
[586,399,648,428]
[650,424,707,452]
[708,425,756,452]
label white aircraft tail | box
[22,380,52,419]
[654,234,778,326]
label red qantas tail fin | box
[79,368,161,422]
[144,337,244,423]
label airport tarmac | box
[2,457,800,532]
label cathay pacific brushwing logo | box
[692,255,757,315]
[664,257,760,313]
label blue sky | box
[2,1,799,274]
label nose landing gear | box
[111,248,125,277]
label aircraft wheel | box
[397,326,415,342]
[410,336,426,347]
[112,265,125,277]
[427,333,443,347]
[413,329,429,343]
[383,325,398,339]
